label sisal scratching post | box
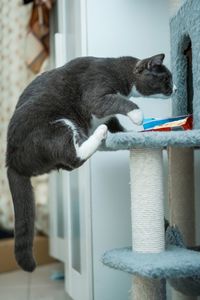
[168,147,196,300]
[130,149,166,300]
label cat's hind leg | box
[50,119,107,164]
[6,121,107,273]
[77,124,108,160]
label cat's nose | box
[173,84,177,93]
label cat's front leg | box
[105,117,125,133]
[94,93,143,125]
[127,109,144,126]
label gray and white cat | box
[6,53,173,272]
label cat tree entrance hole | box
[183,38,193,114]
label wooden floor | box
[0,263,72,300]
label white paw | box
[127,109,144,125]
[94,124,108,140]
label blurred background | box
[0,1,194,300]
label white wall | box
[87,1,171,299]
[87,0,172,124]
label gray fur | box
[6,55,172,272]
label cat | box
[6,53,173,272]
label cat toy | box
[142,115,193,132]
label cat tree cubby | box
[101,1,200,299]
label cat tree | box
[102,1,200,299]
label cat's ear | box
[135,60,145,74]
[147,54,165,70]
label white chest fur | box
[129,85,143,97]
[129,85,172,99]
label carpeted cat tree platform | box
[101,1,200,299]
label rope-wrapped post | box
[130,149,166,300]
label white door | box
[49,0,69,262]
[64,163,93,300]
[49,171,68,262]
[49,1,93,299]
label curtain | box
[0,0,49,234]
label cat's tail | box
[7,167,36,272]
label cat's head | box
[131,54,175,99]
